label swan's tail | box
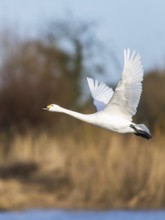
[130,124,152,140]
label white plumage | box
[104,49,143,120]
[87,77,114,111]
[43,49,151,139]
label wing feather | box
[87,77,114,111]
[104,49,143,120]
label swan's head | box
[43,104,61,112]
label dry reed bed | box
[0,125,165,209]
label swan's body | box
[43,49,152,139]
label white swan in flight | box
[43,49,151,139]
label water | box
[0,210,165,220]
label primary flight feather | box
[43,49,152,140]
[87,77,114,111]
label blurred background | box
[0,0,165,211]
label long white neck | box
[56,106,96,124]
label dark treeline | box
[138,70,165,132]
[0,22,164,134]
[0,21,111,133]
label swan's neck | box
[57,106,96,124]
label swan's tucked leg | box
[130,124,152,140]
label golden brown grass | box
[0,124,165,210]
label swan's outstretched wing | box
[104,49,143,120]
[87,77,114,111]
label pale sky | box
[0,0,165,81]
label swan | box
[43,49,152,139]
